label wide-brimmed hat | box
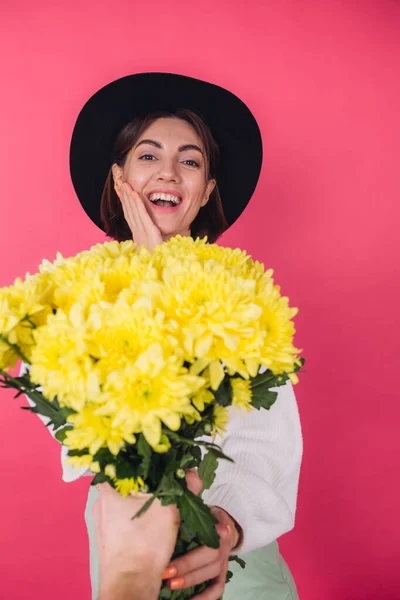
[70,72,263,230]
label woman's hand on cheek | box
[164,506,237,599]
[115,180,162,250]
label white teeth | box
[149,193,181,204]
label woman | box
[68,72,303,600]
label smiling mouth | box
[148,192,182,208]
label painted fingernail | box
[169,577,185,590]
[162,565,177,579]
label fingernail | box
[162,565,177,579]
[169,577,185,590]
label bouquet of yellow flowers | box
[0,236,302,599]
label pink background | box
[1,0,399,598]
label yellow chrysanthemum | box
[153,236,264,281]
[212,404,229,437]
[105,464,117,478]
[114,476,146,497]
[37,241,153,312]
[97,343,204,448]
[0,275,53,368]
[85,300,167,378]
[81,239,138,261]
[30,304,100,411]
[65,454,101,475]
[255,272,301,375]
[100,256,155,303]
[153,434,172,453]
[0,292,21,368]
[65,454,93,471]
[231,378,253,412]
[0,236,301,470]
[191,388,215,412]
[154,261,264,376]
[155,238,300,378]
[65,405,136,456]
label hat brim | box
[70,72,262,230]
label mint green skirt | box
[85,486,299,600]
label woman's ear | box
[201,179,216,207]
[112,163,124,187]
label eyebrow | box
[135,139,204,155]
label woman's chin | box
[161,229,185,241]
[151,217,186,239]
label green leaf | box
[180,452,196,470]
[170,586,198,599]
[137,434,152,479]
[159,586,172,599]
[163,449,179,476]
[213,378,231,407]
[198,451,218,493]
[207,446,234,463]
[186,539,201,552]
[167,432,233,463]
[93,447,114,464]
[91,472,110,486]
[250,385,278,411]
[0,368,76,430]
[250,369,277,388]
[54,426,73,443]
[178,490,219,548]
[157,472,184,505]
[229,554,246,569]
[115,460,137,480]
[189,446,202,463]
[22,394,74,430]
[68,448,90,457]
[226,569,234,584]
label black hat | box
[70,72,263,230]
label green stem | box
[0,334,30,364]
[0,368,53,409]
[166,433,234,467]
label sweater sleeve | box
[202,381,303,555]
[19,362,90,482]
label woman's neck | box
[162,228,190,241]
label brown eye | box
[183,159,199,167]
[140,154,157,161]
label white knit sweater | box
[22,363,303,555]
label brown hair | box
[100,109,229,243]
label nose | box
[156,158,180,183]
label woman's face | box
[113,117,216,238]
